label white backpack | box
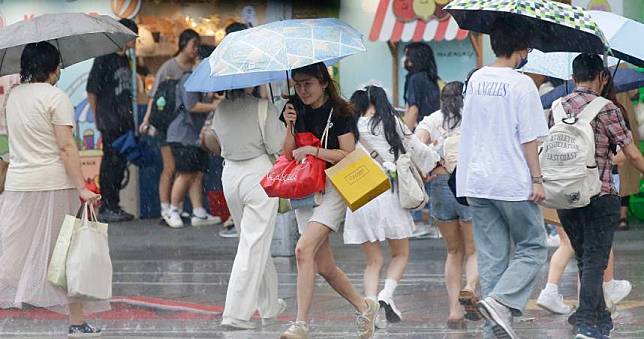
[540,97,609,209]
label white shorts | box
[294,180,346,234]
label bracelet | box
[531,176,543,184]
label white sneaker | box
[262,298,288,327]
[221,317,255,330]
[163,211,184,228]
[377,292,402,323]
[191,213,222,227]
[223,216,234,228]
[604,280,632,305]
[537,289,572,315]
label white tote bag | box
[66,203,112,300]
[48,204,87,289]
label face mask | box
[516,55,528,69]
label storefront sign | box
[393,0,452,22]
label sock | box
[161,202,170,211]
[170,205,181,215]
[544,283,559,294]
[366,295,377,302]
[381,279,398,300]
[193,207,208,218]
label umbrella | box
[184,18,365,92]
[589,10,644,67]
[111,130,153,167]
[74,98,95,123]
[445,0,607,54]
[522,49,619,80]
[540,67,644,109]
[0,13,137,76]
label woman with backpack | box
[415,82,480,329]
[279,62,379,339]
[139,29,202,223]
[343,86,423,328]
[160,45,222,228]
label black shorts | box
[170,144,209,173]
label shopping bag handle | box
[75,202,99,222]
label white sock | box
[366,295,377,302]
[161,202,170,211]
[193,207,208,218]
[544,283,559,294]
[381,279,398,300]
[170,205,181,215]
[603,280,614,289]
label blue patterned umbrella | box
[184,18,366,92]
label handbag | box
[260,109,332,199]
[47,203,88,289]
[66,203,113,300]
[201,112,221,155]
[360,137,428,210]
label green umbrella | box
[445,0,607,54]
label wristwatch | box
[532,176,543,184]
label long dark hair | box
[291,62,354,118]
[404,42,438,81]
[602,68,630,128]
[441,81,464,130]
[361,86,407,160]
[20,41,61,83]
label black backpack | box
[149,78,182,133]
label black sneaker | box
[116,208,135,221]
[69,322,101,338]
[98,208,131,223]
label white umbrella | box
[0,13,137,76]
[522,49,619,80]
[590,10,644,67]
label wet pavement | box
[1,218,644,338]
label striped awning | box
[369,0,469,43]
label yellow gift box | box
[325,147,391,212]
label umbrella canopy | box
[445,0,607,54]
[589,10,644,67]
[522,49,619,80]
[540,67,644,109]
[74,98,95,123]
[185,18,365,92]
[0,13,137,76]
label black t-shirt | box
[280,99,356,150]
[404,72,440,122]
[86,53,133,134]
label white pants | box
[222,154,280,321]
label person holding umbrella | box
[86,18,138,223]
[280,62,379,339]
[0,42,106,338]
[455,16,549,339]
[553,54,644,339]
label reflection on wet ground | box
[1,220,643,338]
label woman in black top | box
[402,42,441,130]
[279,62,379,339]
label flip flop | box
[459,289,483,321]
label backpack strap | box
[551,98,567,122]
[577,97,610,124]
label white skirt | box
[343,190,414,244]
[0,190,110,315]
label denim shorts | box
[430,175,472,222]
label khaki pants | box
[222,154,280,321]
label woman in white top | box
[214,88,287,329]
[344,86,417,327]
[0,42,105,337]
[416,82,480,329]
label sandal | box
[616,218,629,231]
[458,289,483,321]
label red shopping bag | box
[207,190,231,221]
[260,132,327,199]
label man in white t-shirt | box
[456,17,548,339]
